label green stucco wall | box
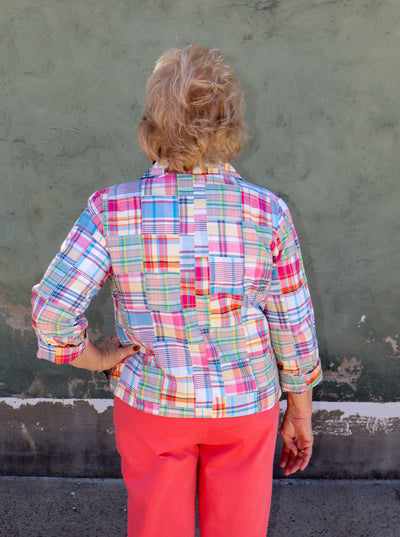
[1,0,399,402]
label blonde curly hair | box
[137,43,248,172]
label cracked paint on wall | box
[0,295,32,336]
[384,336,399,356]
[322,357,363,392]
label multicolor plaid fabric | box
[32,163,322,418]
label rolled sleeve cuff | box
[37,337,88,365]
[279,360,323,393]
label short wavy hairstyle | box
[137,43,247,172]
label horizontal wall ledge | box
[1,399,399,478]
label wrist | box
[286,390,313,418]
[71,340,106,371]
[90,342,109,371]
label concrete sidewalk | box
[0,477,399,537]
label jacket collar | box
[147,161,243,180]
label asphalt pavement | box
[0,477,399,536]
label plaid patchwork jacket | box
[32,163,322,418]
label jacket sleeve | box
[31,191,112,364]
[263,198,322,393]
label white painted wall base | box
[2,397,399,421]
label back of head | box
[137,43,247,172]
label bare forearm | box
[286,389,313,417]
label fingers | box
[279,445,300,476]
[100,336,139,355]
[281,435,299,457]
[299,446,312,471]
[112,343,140,365]
[117,344,140,360]
[279,444,312,476]
[279,446,290,471]
[100,339,140,370]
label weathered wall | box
[1,0,399,476]
[1,400,399,478]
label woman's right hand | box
[279,390,313,476]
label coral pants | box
[114,397,279,537]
